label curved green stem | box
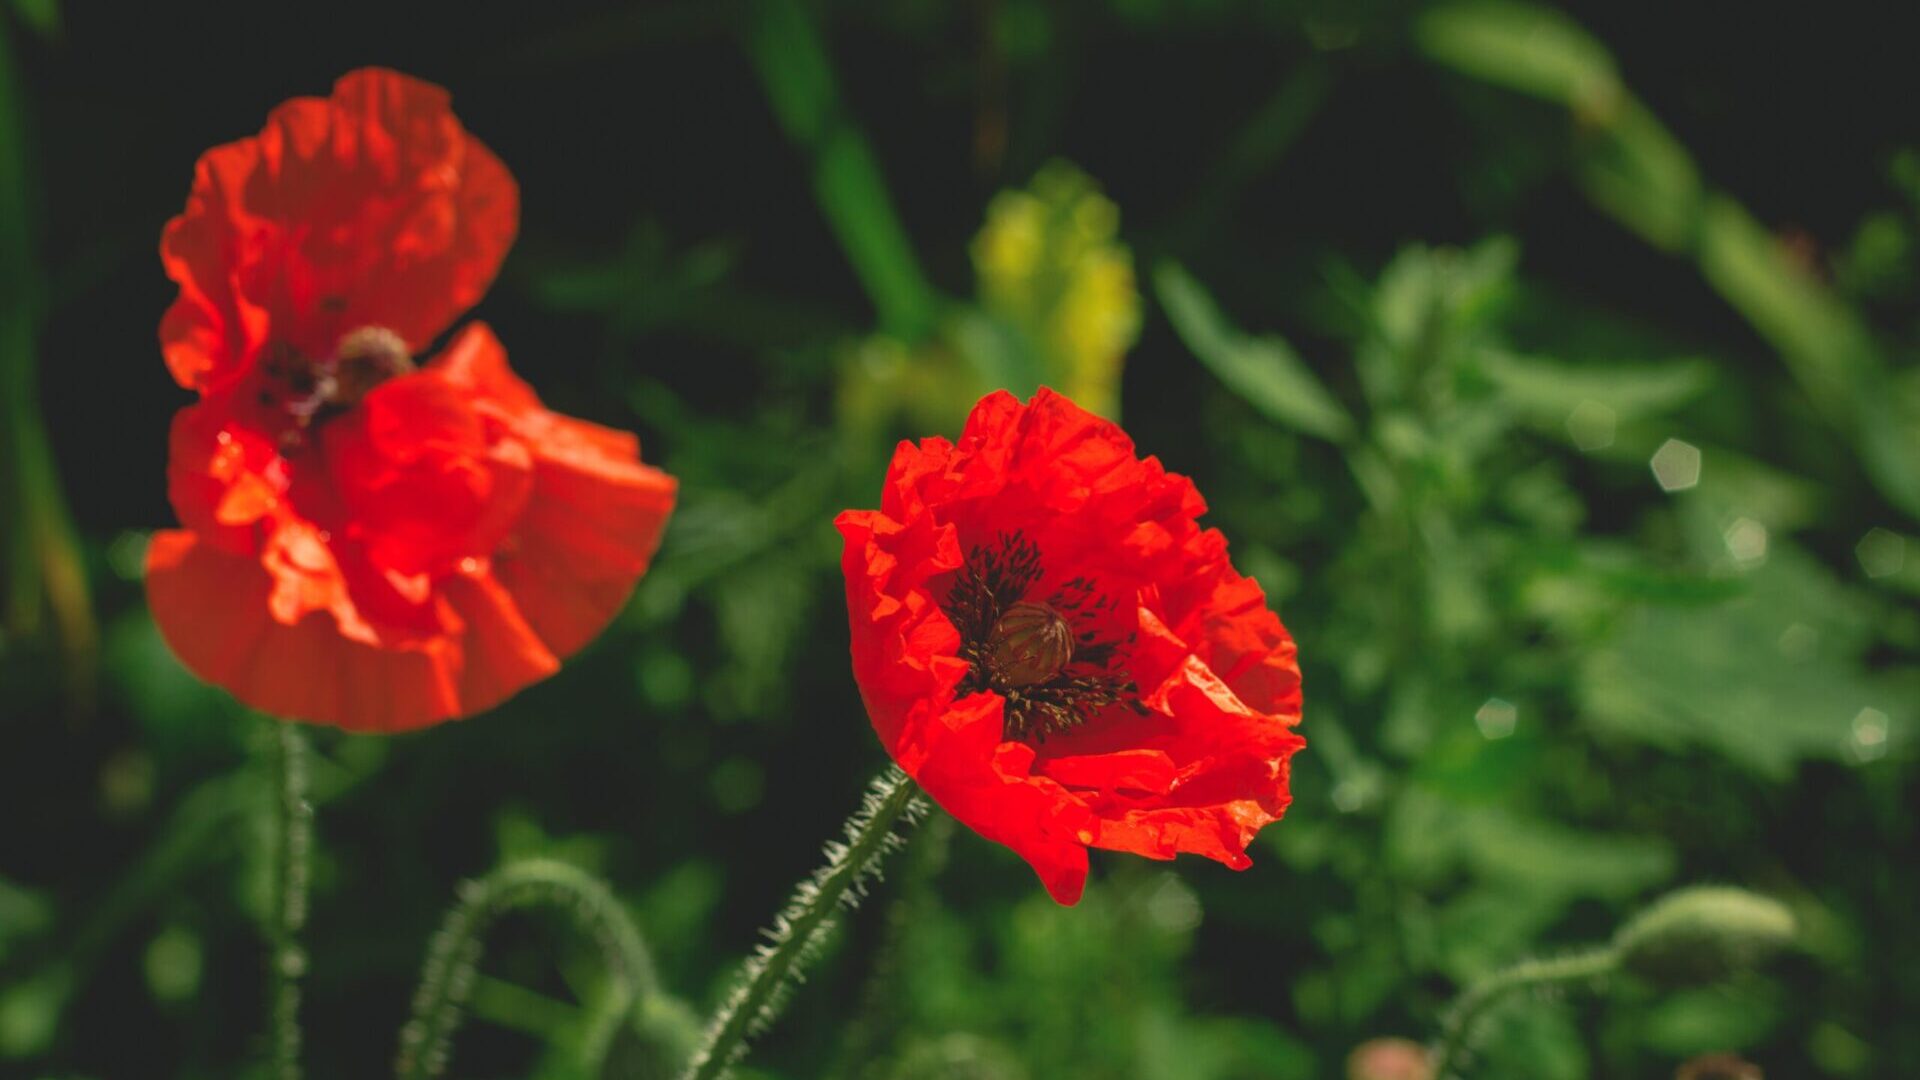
[1429,945,1618,1079]
[267,722,312,1080]
[680,766,927,1080]
[395,858,660,1080]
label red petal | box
[159,67,517,392]
[323,370,534,576]
[421,326,676,662]
[146,530,462,732]
[492,423,676,660]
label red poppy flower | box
[146,69,675,731]
[837,388,1304,904]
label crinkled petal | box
[430,326,677,662]
[159,67,517,393]
[839,387,1304,904]
[912,694,1095,905]
[148,331,673,731]
[146,530,461,731]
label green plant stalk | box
[395,858,660,1080]
[267,722,313,1080]
[680,766,927,1080]
[1428,945,1618,1080]
[743,0,940,342]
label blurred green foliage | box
[3,0,1917,1077]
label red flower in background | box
[837,389,1304,904]
[147,68,676,731]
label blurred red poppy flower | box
[837,388,1304,904]
[146,68,675,731]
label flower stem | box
[679,766,928,1080]
[267,721,312,1080]
[1428,945,1618,1080]
[395,858,660,1080]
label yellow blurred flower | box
[972,161,1140,418]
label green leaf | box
[0,876,51,965]
[1389,786,1675,901]
[1478,1001,1590,1080]
[1477,349,1712,426]
[1638,984,1784,1057]
[1154,261,1354,441]
[1370,239,1517,361]
[1578,546,1907,777]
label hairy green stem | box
[395,858,660,1080]
[267,722,312,1080]
[680,766,928,1080]
[1429,945,1618,1080]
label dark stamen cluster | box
[254,324,414,451]
[946,532,1144,742]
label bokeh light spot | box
[1856,527,1906,578]
[1651,438,1702,492]
[1475,697,1517,739]
[1849,707,1889,763]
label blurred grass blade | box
[1576,97,1703,253]
[743,0,940,342]
[1,18,94,703]
[1414,0,1618,109]
[1696,196,1920,515]
[1417,0,1920,522]
[1155,261,1353,442]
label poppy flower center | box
[257,325,416,447]
[946,532,1143,743]
[988,601,1075,686]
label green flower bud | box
[1613,886,1795,988]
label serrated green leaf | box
[1578,546,1907,776]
